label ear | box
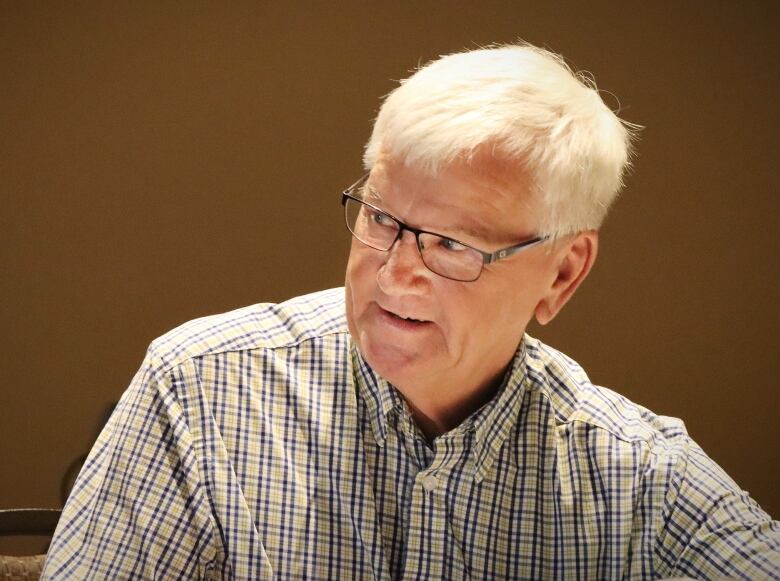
[534,231,599,326]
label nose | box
[376,230,430,296]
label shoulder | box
[523,334,688,455]
[146,287,348,373]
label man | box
[44,44,778,579]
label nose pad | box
[376,231,429,294]
[384,231,423,269]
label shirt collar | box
[350,337,530,482]
[350,341,401,447]
[470,338,529,482]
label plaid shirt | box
[43,288,779,579]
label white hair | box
[364,43,638,238]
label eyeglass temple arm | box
[483,236,548,264]
[343,173,371,196]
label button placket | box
[420,472,439,492]
[402,437,457,578]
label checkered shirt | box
[43,288,780,579]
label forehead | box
[367,155,539,243]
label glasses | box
[341,173,548,282]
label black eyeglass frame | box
[341,173,549,282]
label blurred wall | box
[2,0,778,553]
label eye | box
[440,238,469,252]
[369,209,395,227]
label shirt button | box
[420,473,439,492]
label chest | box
[201,386,652,580]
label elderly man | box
[44,44,778,579]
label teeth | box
[394,313,420,322]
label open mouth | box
[378,305,430,327]
[391,312,425,323]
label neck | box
[395,369,507,441]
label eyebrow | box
[364,185,384,205]
[450,221,504,245]
[366,184,508,246]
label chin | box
[358,333,430,385]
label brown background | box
[2,1,778,554]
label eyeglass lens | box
[344,197,483,281]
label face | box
[345,155,565,398]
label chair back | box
[0,509,62,581]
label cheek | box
[434,285,489,347]
[492,279,544,336]
[450,279,532,348]
[345,246,380,312]
[346,245,372,281]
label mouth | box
[390,312,426,323]
[377,305,432,329]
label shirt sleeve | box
[655,437,780,579]
[42,348,221,580]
